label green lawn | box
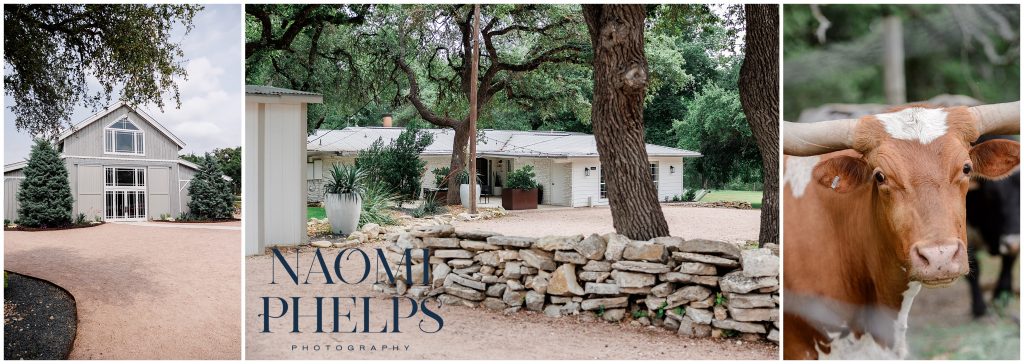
[308,206,326,220]
[698,190,763,209]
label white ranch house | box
[306,127,701,207]
[4,102,199,222]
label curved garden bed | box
[4,222,104,232]
[4,271,78,359]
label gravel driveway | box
[455,205,761,242]
[4,222,241,359]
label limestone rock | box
[433,249,474,259]
[579,271,610,282]
[602,308,626,322]
[502,261,523,279]
[525,290,545,311]
[311,240,332,248]
[725,293,775,308]
[651,236,685,252]
[689,296,714,309]
[487,235,535,248]
[548,264,585,296]
[679,239,741,258]
[554,250,588,265]
[535,235,583,251]
[728,307,779,322]
[445,273,486,291]
[497,250,520,261]
[610,270,656,288]
[712,319,766,334]
[659,272,719,286]
[582,260,612,272]
[768,329,780,343]
[719,271,778,294]
[740,248,779,278]
[460,240,500,251]
[677,262,717,275]
[603,233,631,260]
[622,240,667,262]
[486,283,507,297]
[581,296,629,310]
[714,305,728,320]
[520,249,556,271]
[503,289,526,307]
[431,263,451,288]
[455,229,501,241]
[584,282,620,295]
[506,280,525,291]
[686,307,713,325]
[474,251,500,266]
[670,285,712,303]
[651,282,675,297]
[482,297,507,310]
[447,259,475,269]
[543,304,563,318]
[410,224,455,238]
[575,234,607,260]
[672,252,739,268]
[445,283,485,301]
[612,261,671,274]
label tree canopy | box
[4,4,201,137]
[246,4,760,191]
[783,4,1020,120]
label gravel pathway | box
[454,205,761,242]
[4,222,241,359]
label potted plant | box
[458,169,483,209]
[502,165,539,210]
[428,166,450,203]
[323,163,365,235]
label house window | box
[105,167,145,187]
[104,118,144,155]
[600,168,607,199]
[650,162,659,189]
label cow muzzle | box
[909,239,968,287]
[1000,234,1020,255]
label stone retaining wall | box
[377,224,780,342]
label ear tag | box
[831,175,840,190]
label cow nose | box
[1000,234,1020,255]
[910,239,967,285]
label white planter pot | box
[324,193,361,236]
[460,184,481,208]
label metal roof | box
[245,85,322,97]
[308,127,701,158]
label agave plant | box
[324,163,366,196]
[359,181,398,226]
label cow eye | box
[874,171,886,184]
[963,163,972,175]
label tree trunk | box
[583,5,670,241]
[881,15,906,105]
[739,4,780,248]
[447,123,471,205]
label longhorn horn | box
[782,119,858,156]
[969,101,1020,136]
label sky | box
[3,4,242,164]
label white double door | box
[104,167,147,221]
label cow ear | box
[971,139,1020,179]
[812,156,872,193]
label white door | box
[104,167,147,221]
[549,163,571,206]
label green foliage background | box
[783,4,1020,120]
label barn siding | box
[61,105,180,160]
[4,176,23,221]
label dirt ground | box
[454,205,761,241]
[4,222,242,359]
[908,251,1020,360]
[245,243,777,360]
[4,272,77,360]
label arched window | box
[104,117,144,155]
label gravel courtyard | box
[455,205,761,242]
[246,205,773,359]
[4,222,241,359]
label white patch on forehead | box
[785,156,820,198]
[875,108,948,144]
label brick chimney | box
[382,114,393,127]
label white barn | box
[306,127,701,207]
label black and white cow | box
[966,136,1020,317]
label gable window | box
[104,118,144,155]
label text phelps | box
[259,247,444,334]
